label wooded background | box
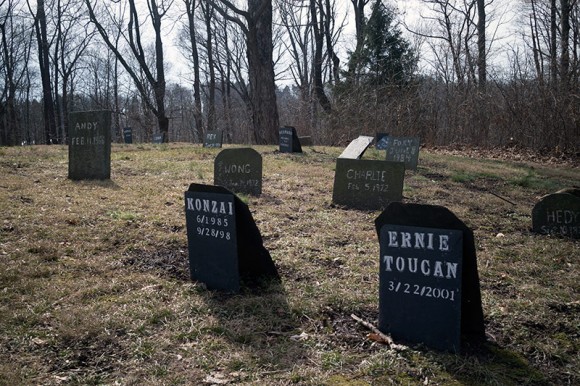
[1,0,578,153]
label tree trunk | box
[476,0,486,91]
[246,0,279,144]
[35,0,58,144]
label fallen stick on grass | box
[350,314,406,351]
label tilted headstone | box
[332,158,405,210]
[384,136,420,171]
[375,202,485,352]
[375,132,389,150]
[214,148,262,196]
[204,130,223,148]
[279,126,302,153]
[152,133,164,143]
[532,188,580,238]
[68,110,111,180]
[184,184,279,292]
[123,127,133,144]
[338,135,374,159]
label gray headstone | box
[123,127,133,144]
[384,136,420,171]
[152,133,164,143]
[214,148,262,196]
[375,203,485,352]
[184,184,279,292]
[338,136,374,159]
[279,126,302,153]
[68,110,111,180]
[204,130,223,148]
[332,158,405,210]
[532,189,580,238]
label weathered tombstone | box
[332,158,405,210]
[204,130,223,148]
[384,136,420,171]
[68,110,111,180]
[123,127,133,144]
[152,133,164,144]
[338,135,374,159]
[184,183,279,292]
[214,148,262,196]
[375,132,389,150]
[279,126,302,153]
[532,188,580,238]
[375,202,485,352]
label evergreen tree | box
[350,0,417,86]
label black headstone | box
[152,133,164,144]
[204,130,223,148]
[279,126,302,153]
[123,127,133,144]
[338,136,374,159]
[375,202,485,352]
[214,148,262,196]
[532,189,580,238]
[375,133,389,150]
[384,136,420,171]
[68,110,111,180]
[332,158,405,210]
[185,184,279,292]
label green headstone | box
[532,190,580,238]
[68,110,111,180]
[332,158,405,210]
[214,148,262,196]
[384,136,420,171]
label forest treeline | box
[1,0,578,153]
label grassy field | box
[0,143,578,385]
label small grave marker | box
[332,158,405,210]
[384,136,420,171]
[532,188,580,238]
[279,126,302,153]
[152,133,164,143]
[375,132,389,150]
[184,184,278,292]
[123,127,133,144]
[375,203,485,352]
[338,135,374,159]
[204,130,223,148]
[68,110,111,180]
[214,148,262,196]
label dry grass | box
[0,143,578,385]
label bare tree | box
[0,0,33,145]
[85,0,172,142]
[210,0,279,144]
[28,0,58,144]
[183,0,204,138]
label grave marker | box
[184,184,278,292]
[384,136,420,171]
[375,203,485,352]
[68,110,111,180]
[279,126,302,153]
[375,132,389,150]
[204,130,223,148]
[123,127,133,144]
[332,158,405,210]
[338,135,374,159]
[214,148,262,196]
[532,188,580,238]
[152,133,164,143]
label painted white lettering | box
[383,255,394,271]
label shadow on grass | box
[201,280,307,376]
[434,341,550,385]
